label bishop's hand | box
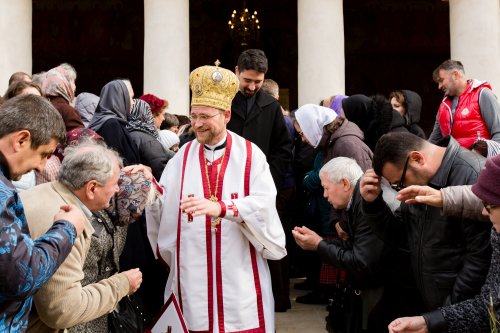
[180,196,221,218]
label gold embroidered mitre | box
[189,60,239,111]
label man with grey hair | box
[20,140,143,332]
[292,157,389,332]
[0,94,86,332]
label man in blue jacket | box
[0,95,85,332]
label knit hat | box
[139,94,166,115]
[158,130,180,151]
[295,104,337,148]
[471,154,500,205]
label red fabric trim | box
[218,201,226,218]
[243,141,265,331]
[214,134,232,333]
[152,177,164,195]
[198,144,214,333]
[177,141,193,312]
[147,293,189,333]
[244,140,251,198]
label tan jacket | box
[21,181,129,332]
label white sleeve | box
[229,148,287,260]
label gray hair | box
[0,94,66,148]
[319,157,363,187]
[58,140,123,191]
[432,59,465,82]
[58,62,77,83]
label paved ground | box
[275,278,328,332]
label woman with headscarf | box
[75,92,100,127]
[88,79,140,166]
[127,98,170,180]
[42,66,84,131]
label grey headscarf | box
[75,92,100,127]
[88,80,130,131]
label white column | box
[449,0,500,93]
[144,0,190,115]
[297,0,344,106]
[0,0,32,94]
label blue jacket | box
[0,163,76,333]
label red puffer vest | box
[437,79,491,148]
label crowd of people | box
[1,51,500,333]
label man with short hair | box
[360,132,491,318]
[227,49,293,312]
[0,95,85,332]
[429,59,500,147]
[147,63,286,332]
[21,141,143,332]
[228,49,292,191]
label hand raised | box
[397,185,442,207]
[360,169,382,202]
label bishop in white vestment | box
[147,63,286,333]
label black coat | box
[362,137,491,311]
[128,130,170,180]
[96,118,141,166]
[228,91,292,190]
[317,182,385,290]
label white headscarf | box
[295,104,337,148]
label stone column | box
[297,0,345,106]
[144,0,190,115]
[449,0,500,93]
[0,0,32,93]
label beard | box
[195,128,223,145]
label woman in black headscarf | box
[342,94,408,150]
[88,79,140,166]
[127,99,170,179]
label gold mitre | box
[189,60,239,111]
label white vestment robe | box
[147,131,287,333]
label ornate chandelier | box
[228,2,260,47]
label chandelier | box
[228,2,260,47]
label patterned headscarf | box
[41,67,75,103]
[127,98,159,139]
[54,128,104,162]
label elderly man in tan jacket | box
[21,141,143,332]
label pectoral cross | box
[210,195,221,228]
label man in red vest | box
[429,59,500,148]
